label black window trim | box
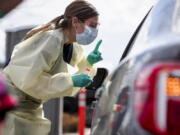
[119,7,153,62]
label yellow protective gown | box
[2,28,96,135]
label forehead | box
[85,16,99,24]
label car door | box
[91,7,153,135]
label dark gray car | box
[91,0,180,135]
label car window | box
[172,1,180,33]
[126,0,177,58]
[120,7,152,61]
[127,17,150,58]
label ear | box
[72,17,79,27]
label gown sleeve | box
[3,30,76,101]
[69,43,97,77]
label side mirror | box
[86,68,108,91]
[85,68,108,100]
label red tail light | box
[0,76,18,121]
[135,62,180,135]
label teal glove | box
[87,40,103,65]
[71,74,93,87]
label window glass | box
[126,12,151,58]
[172,1,180,33]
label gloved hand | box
[87,40,103,65]
[71,74,93,87]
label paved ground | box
[63,128,90,135]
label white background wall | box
[0,0,155,72]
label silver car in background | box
[91,0,180,134]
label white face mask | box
[76,25,98,45]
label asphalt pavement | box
[63,128,90,135]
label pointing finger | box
[94,39,102,53]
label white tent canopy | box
[0,0,154,71]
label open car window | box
[120,7,153,61]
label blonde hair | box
[24,0,98,40]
